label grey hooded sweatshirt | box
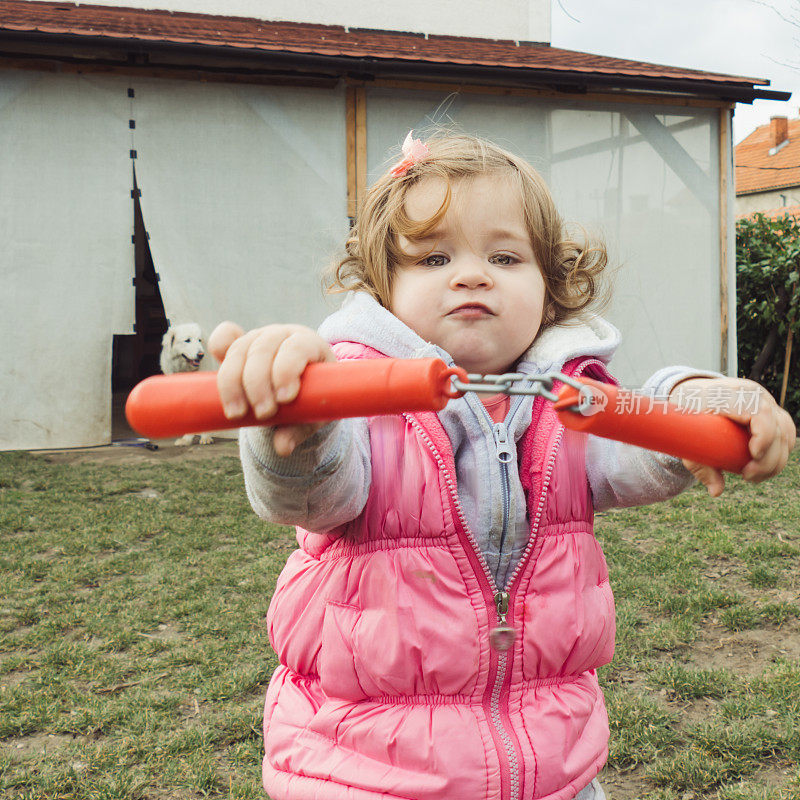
[240,291,720,587]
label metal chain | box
[450,370,595,414]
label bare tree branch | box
[763,53,800,72]
[555,0,582,24]
[747,0,800,26]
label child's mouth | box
[449,304,494,318]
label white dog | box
[160,322,213,446]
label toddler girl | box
[211,133,794,800]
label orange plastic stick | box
[553,377,751,474]
[125,358,465,439]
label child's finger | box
[271,330,336,404]
[740,396,796,480]
[741,388,779,459]
[240,327,301,419]
[208,321,246,363]
[682,459,725,497]
[272,423,324,457]
[216,328,264,419]
[742,413,791,481]
[674,378,795,483]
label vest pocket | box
[319,601,368,702]
[521,578,616,679]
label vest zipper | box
[403,361,604,800]
[504,360,603,593]
[487,360,608,799]
[492,422,513,584]
[403,414,521,800]
[491,647,520,800]
[490,394,524,587]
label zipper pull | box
[490,590,516,652]
[492,423,514,464]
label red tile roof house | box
[736,114,800,220]
[0,0,789,449]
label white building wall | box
[735,188,800,215]
[24,0,552,42]
[0,70,134,451]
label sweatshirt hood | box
[318,291,622,590]
[519,314,620,373]
[319,291,621,374]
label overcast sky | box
[550,0,798,143]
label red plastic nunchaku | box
[125,359,463,437]
[125,358,752,473]
[552,377,750,474]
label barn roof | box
[0,1,788,103]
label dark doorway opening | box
[111,170,168,437]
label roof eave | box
[736,183,800,196]
[0,29,788,104]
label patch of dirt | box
[30,547,63,561]
[677,695,720,727]
[1,732,85,761]
[599,765,651,799]
[698,558,799,607]
[178,695,203,720]
[0,669,37,688]
[5,624,36,640]
[600,763,798,799]
[35,437,239,466]
[136,623,183,643]
[131,487,161,499]
[212,749,242,792]
[624,534,662,555]
[685,623,800,675]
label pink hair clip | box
[389,130,430,177]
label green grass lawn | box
[1,447,798,800]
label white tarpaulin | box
[365,89,729,387]
[130,79,348,344]
[0,72,730,449]
[0,71,133,450]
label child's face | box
[390,173,546,375]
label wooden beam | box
[551,116,705,164]
[355,86,367,214]
[346,86,357,220]
[371,77,733,109]
[0,49,739,108]
[345,84,367,220]
[0,55,338,88]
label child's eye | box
[421,254,448,267]
[489,254,515,266]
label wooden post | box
[355,86,367,213]
[780,330,794,407]
[345,85,367,224]
[780,281,797,407]
[346,86,357,221]
[719,106,732,376]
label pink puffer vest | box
[262,344,616,800]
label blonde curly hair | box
[326,133,608,328]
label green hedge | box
[736,212,800,423]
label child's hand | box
[669,377,796,497]
[208,321,336,457]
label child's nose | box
[450,256,493,289]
